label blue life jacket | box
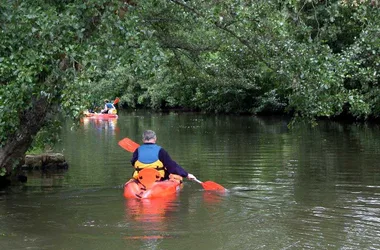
[133,144,165,179]
[106,103,114,108]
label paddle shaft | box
[193,178,203,184]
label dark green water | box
[1,111,380,249]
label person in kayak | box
[101,99,116,114]
[130,130,196,181]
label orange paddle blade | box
[118,138,140,152]
[201,181,226,192]
[113,97,120,105]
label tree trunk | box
[0,95,49,174]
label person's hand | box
[187,173,196,180]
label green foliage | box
[1,0,379,162]
[0,167,6,177]
[0,0,129,147]
[108,0,377,122]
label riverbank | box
[0,152,68,189]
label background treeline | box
[96,0,379,125]
[0,0,379,173]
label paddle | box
[118,137,226,191]
[118,137,139,153]
[113,97,120,105]
[193,178,226,192]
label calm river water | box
[1,111,380,250]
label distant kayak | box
[123,168,182,199]
[83,111,118,119]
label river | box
[1,111,380,249]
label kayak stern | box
[124,179,182,199]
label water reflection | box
[124,195,179,223]
[202,191,226,205]
[22,170,67,189]
[123,195,180,240]
[80,117,119,135]
[3,112,380,249]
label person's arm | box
[130,149,138,166]
[159,148,188,177]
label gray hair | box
[142,130,156,141]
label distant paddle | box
[113,97,120,105]
[118,137,226,192]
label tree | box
[1,0,379,176]
[0,0,142,175]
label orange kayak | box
[123,168,182,199]
[84,112,118,119]
[124,178,182,199]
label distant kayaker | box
[101,99,116,114]
[130,130,196,181]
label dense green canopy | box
[0,0,379,174]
